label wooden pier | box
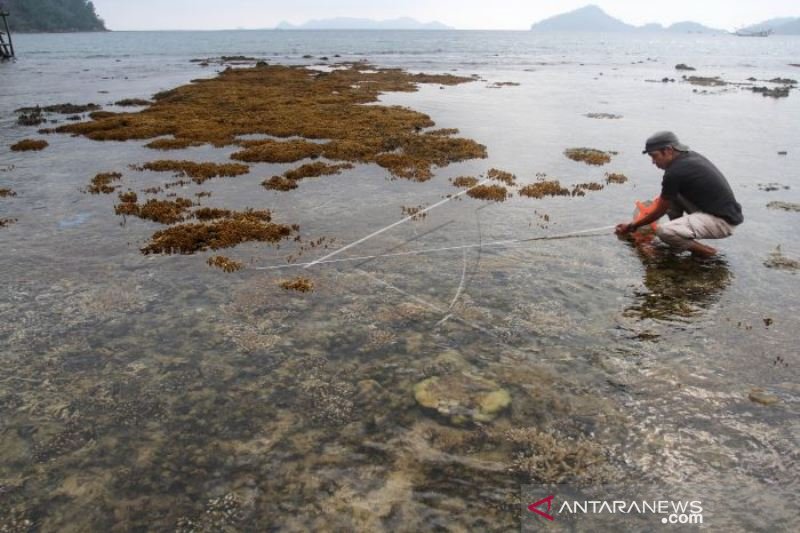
[1,10,14,60]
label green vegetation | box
[3,0,106,33]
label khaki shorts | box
[656,212,735,251]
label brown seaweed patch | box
[115,99,152,107]
[564,148,612,166]
[426,128,460,136]
[87,172,123,194]
[207,255,243,273]
[56,64,483,181]
[194,207,234,221]
[141,211,295,255]
[283,161,354,181]
[451,176,479,188]
[605,172,628,184]
[10,139,49,152]
[88,111,117,120]
[571,182,605,196]
[0,188,17,198]
[279,276,314,292]
[467,184,510,202]
[518,180,570,199]
[231,139,323,163]
[487,168,517,186]
[401,205,428,221]
[114,197,194,224]
[374,153,432,181]
[262,176,298,191]
[145,138,203,150]
[0,218,17,228]
[136,160,249,184]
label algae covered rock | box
[413,373,511,425]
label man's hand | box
[615,222,635,235]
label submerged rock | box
[748,389,779,406]
[413,373,511,425]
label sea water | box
[1,30,799,531]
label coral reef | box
[564,148,613,166]
[18,103,101,114]
[16,107,45,126]
[87,172,123,194]
[10,139,49,152]
[487,81,520,88]
[764,246,799,272]
[413,373,511,425]
[751,86,791,98]
[504,427,609,483]
[585,113,622,119]
[683,75,727,87]
[766,201,800,212]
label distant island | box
[530,5,726,34]
[2,0,106,33]
[738,17,800,35]
[276,17,452,30]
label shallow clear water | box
[1,30,799,531]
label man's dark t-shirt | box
[661,151,743,225]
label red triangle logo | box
[528,494,555,521]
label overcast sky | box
[90,1,798,31]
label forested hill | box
[2,0,107,33]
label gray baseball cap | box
[642,131,689,154]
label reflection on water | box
[623,242,733,322]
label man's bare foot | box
[688,241,717,258]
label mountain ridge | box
[530,5,726,33]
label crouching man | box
[616,131,743,258]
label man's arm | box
[615,196,670,234]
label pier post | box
[1,10,14,59]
